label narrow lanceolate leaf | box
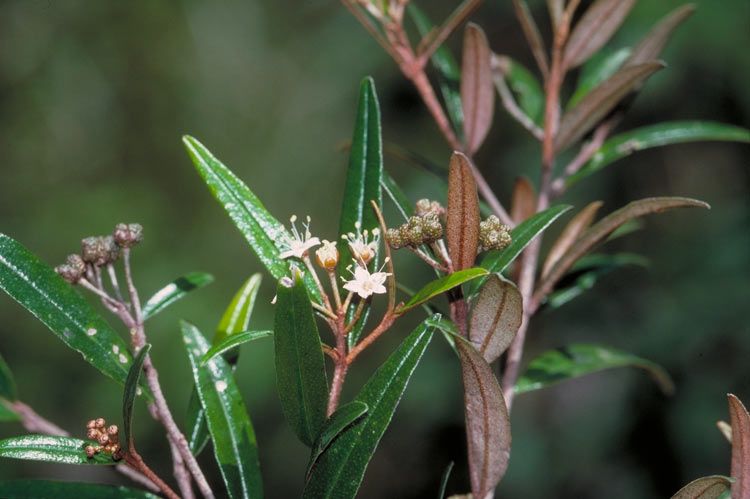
[515,344,674,395]
[542,201,603,279]
[382,173,413,223]
[0,352,17,401]
[182,322,263,499]
[512,0,549,77]
[728,394,750,498]
[567,122,750,186]
[626,4,696,67]
[273,273,328,447]
[671,475,733,499]
[122,344,151,451]
[0,435,118,465]
[338,77,383,271]
[469,275,523,363]
[468,205,572,296]
[408,4,464,138]
[568,48,631,110]
[0,234,133,386]
[536,197,709,301]
[183,136,321,302]
[201,330,273,366]
[0,480,161,499]
[461,24,495,155]
[142,272,214,320]
[398,268,489,314]
[457,340,511,498]
[563,0,636,69]
[446,153,480,271]
[510,177,537,224]
[555,62,666,151]
[305,401,368,479]
[189,274,262,455]
[303,318,435,498]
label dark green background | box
[0,1,748,497]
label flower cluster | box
[85,417,122,460]
[479,215,512,252]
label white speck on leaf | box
[119,353,128,364]
[215,381,228,393]
[112,345,120,354]
[86,328,97,336]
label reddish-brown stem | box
[346,312,398,364]
[550,120,614,197]
[125,450,180,499]
[407,246,449,272]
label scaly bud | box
[479,215,512,252]
[113,223,143,248]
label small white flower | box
[342,222,380,266]
[315,240,339,270]
[343,265,390,299]
[279,215,320,259]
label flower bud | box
[55,263,83,284]
[107,425,119,436]
[415,199,444,218]
[85,445,97,458]
[87,428,99,440]
[479,216,512,252]
[95,418,106,429]
[113,223,143,248]
[97,433,110,445]
[81,237,119,266]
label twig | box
[125,450,180,499]
[416,0,483,65]
[550,120,614,197]
[346,311,397,364]
[169,438,195,499]
[371,201,396,313]
[406,246,449,272]
[491,55,544,140]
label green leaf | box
[0,480,160,499]
[515,344,674,395]
[303,317,435,498]
[0,234,133,386]
[274,272,328,447]
[398,268,488,314]
[338,76,383,271]
[469,275,523,363]
[0,401,19,422]
[626,4,696,67]
[567,121,750,186]
[188,274,262,455]
[183,136,321,302]
[381,173,413,223]
[305,401,368,479]
[201,330,273,366]
[468,205,572,296]
[0,435,118,465]
[408,4,464,138]
[0,351,17,401]
[181,322,263,499]
[568,47,631,109]
[671,475,733,499]
[546,252,648,308]
[142,272,214,320]
[122,344,150,451]
[496,56,544,125]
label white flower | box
[315,240,339,270]
[279,215,320,259]
[342,222,380,266]
[343,265,390,299]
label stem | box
[169,439,195,499]
[346,312,397,364]
[123,249,215,499]
[550,120,614,197]
[327,314,349,417]
[328,271,342,310]
[343,299,367,335]
[406,246,448,272]
[491,55,545,141]
[371,201,397,313]
[106,263,124,302]
[125,451,180,499]
[304,256,333,314]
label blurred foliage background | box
[0,0,748,497]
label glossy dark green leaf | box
[184,136,321,302]
[0,234,133,386]
[303,317,435,498]
[438,461,455,499]
[563,0,636,69]
[398,268,488,314]
[456,340,511,498]
[515,344,674,395]
[546,253,648,308]
[141,272,214,320]
[122,344,150,451]
[626,4,696,67]
[274,272,328,447]
[469,275,523,363]
[0,480,160,499]
[408,4,464,138]
[567,122,750,186]
[0,435,118,465]
[671,475,733,499]
[728,394,750,498]
[338,76,383,272]
[188,274,262,455]
[494,55,545,126]
[0,401,19,422]
[555,62,665,151]
[0,352,17,401]
[181,321,263,499]
[305,401,368,479]
[568,47,631,109]
[468,205,572,296]
[201,330,273,366]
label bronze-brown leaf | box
[626,4,696,67]
[461,23,495,155]
[563,0,637,69]
[457,340,511,499]
[447,152,481,271]
[469,275,523,363]
[729,394,750,499]
[541,201,603,279]
[512,0,549,78]
[510,176,537,224]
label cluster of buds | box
[479,215,512,252]
[55,223,143,284]
[386,214,443,249]
[414,198,445,218]
[84,417,122,460]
